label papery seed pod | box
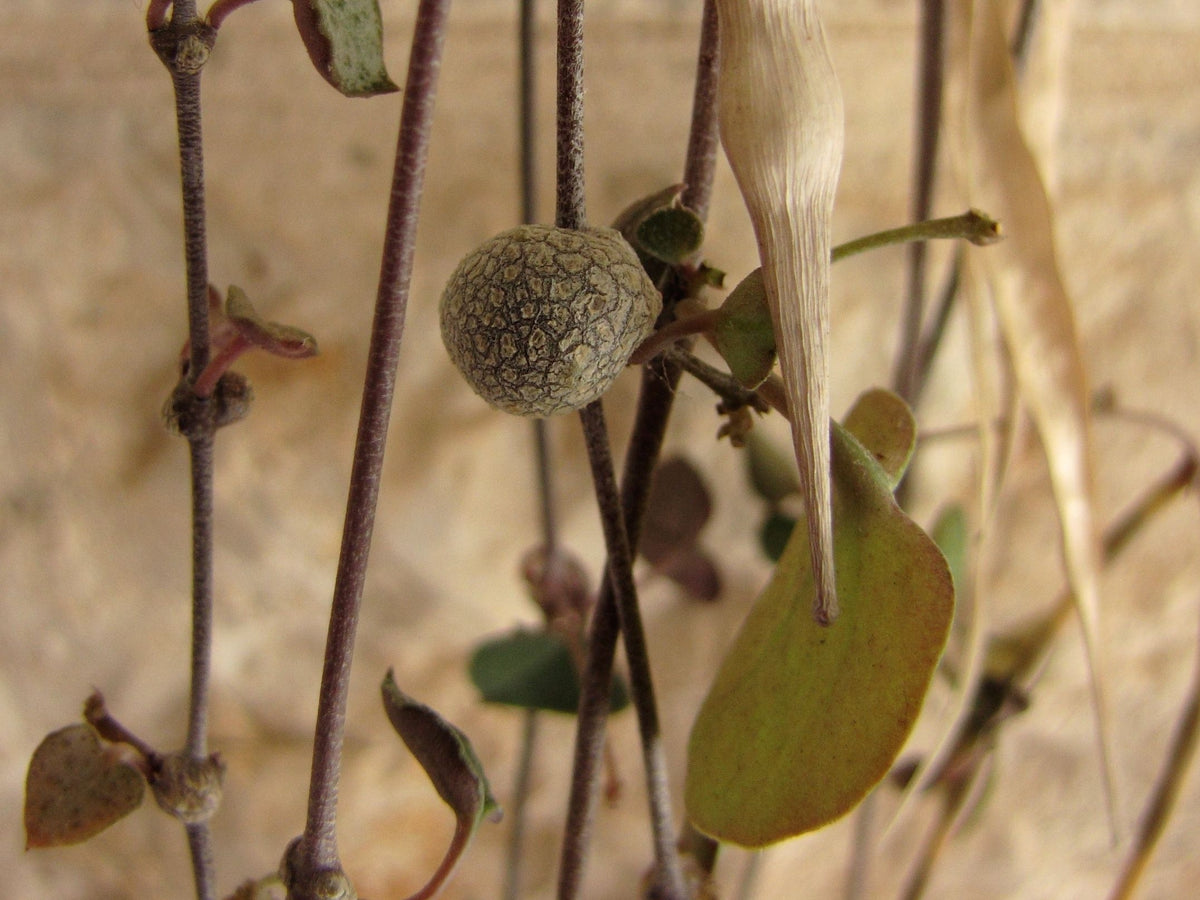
[715,0,844,623]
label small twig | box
[510,5,551,897]
[630,309,721,365]
[1109,616,1200,900]
[557,362,684,900]
[83,693,160,764]
[832,210,1000,264]
[152,7,218,896]
[667,346,769,416]
[294,0,451,889]
[204,0,265,30]
[519,0,540,228]
[185,825,217,900]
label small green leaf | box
[685,410,955,847]
[758,512,796,563]
[712,268,776,389]
[382,671,501,826]
[292,0,399,97]
[841,388,917,490]
[930,505,969,599]
[635,207,705,264]
[745,430,801,504]
[611,184,685,240]
[469,629,629,714]
[25,723,146,848]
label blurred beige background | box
[3,1,1199,898]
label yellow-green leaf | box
[685,415,954,846]
[841,388,917,490]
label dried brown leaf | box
[954,0,1115,829]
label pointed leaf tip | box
[381,671,501,826]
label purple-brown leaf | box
[25,723,146,848]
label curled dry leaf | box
[715,0,844,624]
[951,0,1115,829]
[381,671,500,899]
[291,0,399,98]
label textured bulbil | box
[440,225,662,417]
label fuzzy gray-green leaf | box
[292,0,398,97]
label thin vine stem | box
[557,362,684,900]
[295,0,451,887]
[185,823,216,900]
[555,0,586,230]
[578,401,687,900]
[680,0,720,222]
[556,2,720,894]
[509,4,552,897]
[893,0,945,406]
[154,4,218,895]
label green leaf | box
[611,184,686,241]
[635,206,705,264]
[758,512,796,563]
[685,414,955,847]
[841,388,917,490]
[745,429,800,504]
[25,723,146,848]
[930,505,969,599]
[712,268,776,389]
[382,671,501,826]
[469,629,630,714]
[292,0,399,97]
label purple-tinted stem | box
[893,0,944,405]
[204,0,264,30]
[555,0,586,231]
[147,0,175,31]
[158,4,217,896]
[296,0,452,878]
[680,0,720,222]
[185,823,216,900]
[556,3,720,895]
[576,402,687,900]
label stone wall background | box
[3,2,1199,897]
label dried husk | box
[714,0,844,622]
